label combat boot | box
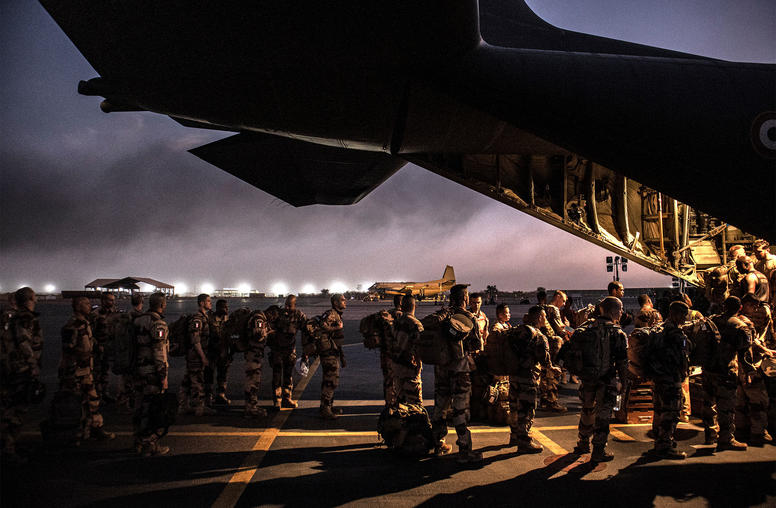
[572,439,591,454]
[517,439,543,454]
[331,406,343,415]
[704,429,718,445]
[141,443,170,457]
[591,445,614,462]
[194,405,216,417]
[215,394,231,406]
[543,401,568,413]
[456,448,483,464]
[90,427,116,441]
[507,434,520,446]
[245,408,268,418]
[281,397,298,408]
[434,442,453,456]
[748,431,773,447]
[272,398,282,411]
[652,446,686,460]
[319,406,339,420]
[716,439,747,451]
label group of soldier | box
[0,288,349,461]
[1,238,773,464]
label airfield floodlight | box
[330,281,348,294]
[300,283,316,295]
[237,282,251,295]
[44,284,56,294]
[361,281,373,291]
[175,282,189,295]
[271,282,289,297]
[200,283,215,294]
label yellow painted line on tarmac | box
[278,431,377,437]
[610,428,636,442]
[530,430,568,455]
[211,357,320,508]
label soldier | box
[245,308,270,418]
[431,284,483,464]
[507,306,554,453]
[391,295,423,405]
[649,301,691,459]
[468,292,490,421]
[179,294,215,416]
[538,290,568,412]
[752,240,776,297]
[117,293,144,411]
[381,294,402,408]
[90,292,118,404]
[707,297,749,451]
[206,299,232,406]
[571,296,628,462]
[271,294,307,409]
[319,293,347,419]
[734,255,770,303]
[634,294,662,328]
[491,304,511,333]
[133,292,171,456]
[739,294,775,445]
[1,288,41,462]
[60,296,115,442]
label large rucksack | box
[167,314,190,357]
[40,390,83,444]
[418,309,452,365]
[627,324,665,379]
[108,312,137,375]
[562,321,614,379]
[683,318,721,371]
[485,325,538,376]
[359,310,395,350]
[377,402,434,457]
[227,307,253,352]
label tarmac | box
[1,300,774,507]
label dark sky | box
[1,1,774,294]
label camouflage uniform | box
[634,307,663,328]
[736,312,772,441]
[431,307,482,453]
[706,314,751,444]
[1,308,39,456]
[469,310,490,420]
[179,310,210,411]
[270,307,307,405]
[507,325,551,446]
[60,314,105,436]
[90,305,117,401]
[133,311,169,452]
[539,304,566,409]
[651,320,691,451]
[390,313,424,405]
[117,308,145,409]
[319,307,345,409]
[205,311,231,401]
[575,317,628,449]
[380,309,400,408]
[245,311,269,416]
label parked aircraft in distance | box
[368,266,461,300]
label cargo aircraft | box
[368,266,460,300]
[41,0,776,287]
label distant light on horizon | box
[175,282,189,295]
[300,283,316,294]
[237,282,251,295]
[200,282,215,294]
[360,281,373,291]
[43,283,56,293]
[271,281,289,296]
[329,280,348,294]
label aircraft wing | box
[190,133,405,206]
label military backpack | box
[562,320,614,379]
[359,310,395,350]
[107,312,137,375]
[683,317,721,371]
[226,307,253,352]
[418,308,452,365]
[167,314,190,357]
[627,324,664,379]
[377,402,434,458]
